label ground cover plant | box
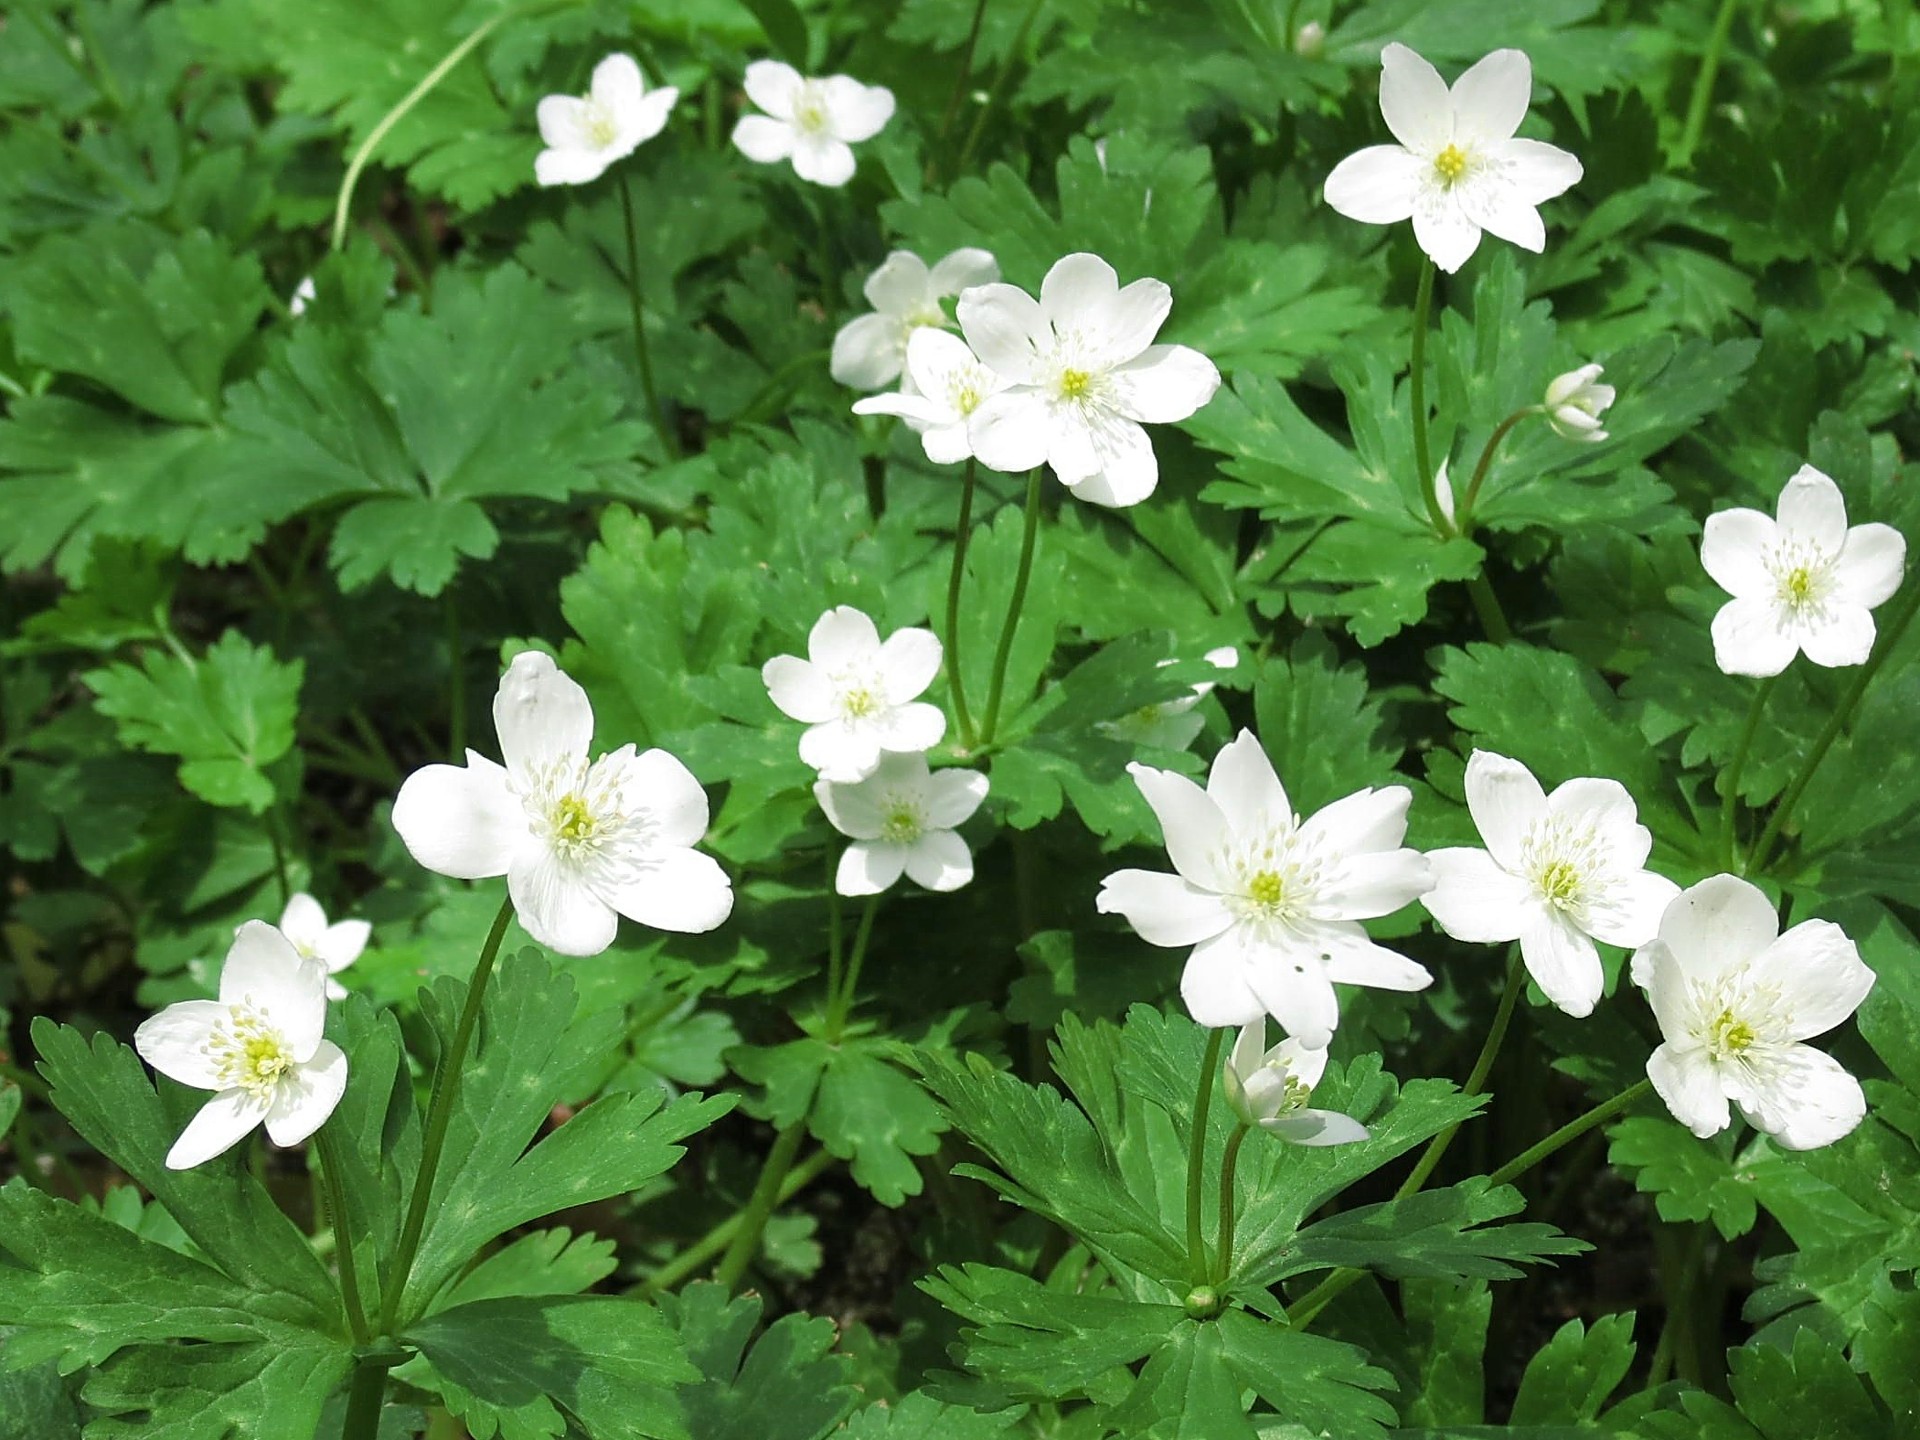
[4,0,1920,1435]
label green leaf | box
[1251,632,1405,814]
[0,1341,81,1440]
[1508,1314,1637,1425]
[1269,1179,1587,1285]
[838,1392,1025,1438]
[83,630,302,813]
[1724,1328,1893,1440]
[1397,1279,1490,1427]
[661,1282,858,1440]
[738,0,808,66]
[1607,1118,1759,1239]
[81,1339,355,1440]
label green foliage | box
[661,1282,858,1440]
[1608,1118,1759,1239]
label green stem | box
[825,897,880,1041]
[955,0,1044,174]
[642,1148,834,1295]
[1409,260,1447,532]
[339,1354,395,1440]
[265,808,292,910]
[1186,1027,1228,1281]
[1212,1123,1250,1286]
[1465,571,1514,644]
[618,172,678,460]
[978,469,1044,746]
[937,0,993,149]
[1750,578,1920,872]
[376,896,515,1334]
[1674,0,1741,170]
[1455,408,1540,527]
[1486,1078,1653,1189]
[945,457,980,748]
[713,1119,808,1291]
[825,856,844,1014]
[1722,675,1776,867]
[315,1128,371,1345]
[1395,952,1525,1199]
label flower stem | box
[1749,577,1920,873]
[340,1352,396,1440]
[314,1128,370,1346]
[937,0,992,149]
[946,457,980,748]
[1722,675,1776,867]
[617,171,678,461]
[376,895,515,1335]
[1186,1027,1228,1282]
[1456,408,1541,527]
[1395,951,1525,1200]
[713,1118,808,1291]
[1674,0,1741,170]
[1212,1122,1250,1286]
[824,897,880,1041]
[955,0,1044,174]
[641,1147,834,1295]
[1465,572,1514,644]
[1408,259,1448,533]
[979,468,1044,746]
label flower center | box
[1534,857,1585,911]
[208,1008,293,1101]
[1247,869,1287,910]
[551,793,598,844]
[881,803,924,844]
[583,101,620,149]
[1058,367,1094,401]
[1767,539,1834,617]
[793,85,830,135]
[1223,823,1324,929]
[1519,818,1606,921]
[1268,1068,1313,1114]
[1433,143,1469,186]
[1706,1007,1756,1060]
[843,686,880,719]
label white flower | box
[1095,646,1239,750]
[1422,751,1679,1018]
[731,59,894,187]
[1432,456,1457,532]
[278,893,370,1002]
[390,652,733,956]
[1700,464,1907,678]
[535,54,679,187]
[832,248,1000,391]
[956,252,1221,508]
[1637,874,1874,1151]
[1096,730,1434,1048]
[1544,363,1614,442]
[853,328,1012,465]
[815,751,988,896]
[1322,44,1582,274]
[762,606,946,783]
[134,922,347,1170]
[289,276,316,318]
[1222,1020,1370,1145]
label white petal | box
[391,753,521,880]
[1271,1036,1329,1088]
[221,922,324,1059]
[1323,145,1422,225]
[1377,43,1452,154]
[1449,49,1533,146]
[1641,941,1699,1042]
[821,76,895,142]
[536,95,591,151]
[1775,465,1849,550]
[1091,277,1174,366]
[859,251,932,316]
[1585,869,1680,949]
[1545,777,1641,855]
[1458,176,1546,252]
[1731,1045,1866,1150]
[1313,848,1432,921]
[1799,605,1876,668]
[967,391,1052,473]
[742,59,802,119]
[815,776,885,841]
[1039,252,1121,330]
[494,652,593,786]
[1463,749,1546,871]
[1699,507,1776,597]
[1412,193,1484,274]
[263,1041,348,1148]
[925,768,989,828]
[904,829,973,891]
[1748,920,1875,1041]
[601,847,734,934]
[326,978,348,1002]
[871,700,947,754]
[1267,1110,1371,1147]
[508,853,620,957]
[764,655,837,724]
[1518,914,1603,1017]
[135,1001,228,1089]
[810,605,881,668]
[905,325,986,396]
[278,893,328,950]
[1073,416,1159,507]
[731,114,794,163]
[625,748,712,848]
[1422,848,1532,943]
[853,391,948,427]
[1655,874,1777,979]
[1130,763,1232,888]
[166,1090,270,1169]
[878,627,942,703]
[1647,1045,1730,1140]
[1711,596,1799,677]
[958,284,1047,385]
[536,147,611,188]
[625,87,678,147]
[832,313,907,390]
[1312,925,1433,993]
[1107,345,1221,424]
[838,841,906,896]
[929,247,1000,295]
[1240,934,1343,1049]
[1206,730,1290,836]
[792,134,857,187]
[1836,523,1906,608]
[591,53,645,115]
[921,420,974,464]
[1096,868,1235,947]
[800,721,882,783]
[316,920,372,974]
[1179,929,1271,1030]
[1498,138,1583,204]
[1298,785,1413,859]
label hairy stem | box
[979,469,1044,745]
[642,1148,834,1295]
[314,1128,371,1345]
[824,897,880,1041]
[1186,1027,1228,1281]
[714,1119,808,1291]
[1396,952,1525,1199]
[1212,1123,1250,1287]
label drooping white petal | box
[925,768,990,828]
[1412,195,1484,274]
[135,1001,228,1090]
[1448,49,1533,146]
[731,114,794,163]
[1463,749,1547,871]
[1799,605,1876,668]
[626,748,712,849]
[921,419,974,465]
[601,848,735,934]
[1313,847,1433,921]
[809,605,882,669]
[315,920,372,975]
[1179,929,1273,1029]
[1107,345,1223,424]
[391,753,522,880]
[1698,507,1775,597]
[966,391,1053,473]
[792,134,857,187]
[1311,925,1433,993]
[869,700,947,755]
[1322,146,1423,224]
[1422,847,1533,942]
[1271,1036,1329,1088]
[877,628,942,703]
[508,851,620,957]
[838,840,908,896]
[763,655,837,724]
[1518,913,1603,1017]
[536,147,612,188]
[957,284,1047,385]
[799,721,883,783]
[537,95,590,150]
[1089,276,1174,365]
[852,391,948,427]
[1729,1045,1867,1151]
[1377,42,1452,153]
[1747,920,1875,1041]
[1647,1044,1731,1140]
[1268,1110,1372,1146]
[1128,763,1235,890]
[1206,730,1291,835]
[1240,935,1344,1050]
[279,893,328,951]
[221,922,322,1058]
[814,777,885,841]
[1545,777,1640,851]
[1653,874,1777,978]
[628,87,679,146]
[928,247,1000,294]
[494,652,594,785]
[820,75,895,142]
[1075,417,1160,507]
[904,829,973,891]
[1835,523,1907,608]
[1459,177,1547,252]
[262,1041,347,1147]
[166,1090,270,1170]
[832,312,909,390]
[743,59,803,120]
[1711,595,1800,677]
[1039,253,1121,330]
[861,251,934,314]
[1584,869,1681,949]
[1096,869,1234,946]
[1775,466,1849,550]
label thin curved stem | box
[979,469,1044,745]
[955,0,1044,174]
[641,1147,834,1295]
[1465,572,1514,644]
[1722,675,1776,867]
[314,1129,370,1346]
[1212,1123,1251,1287]
[1456,408,1541,527]
[1409,260,1447,533]
[1396,952,1525,1199]
[945,458,981,747]
[1674,0,1742,170]
[714,1118,808,1291]
[1186,1027,1228,1282]
[377,896,515,1334]
[937,0,993,149]
[824,897,879,1041]
[618,172,678,460]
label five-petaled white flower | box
[1700,464,1907,678]
[135,921,347,1170]
[1222,1019,1370,1146]
[1422,750,1679,1018]
[852,328,1011,464]
[1322,44,1582,274]
[1544,363,1613,442]
[832,248,1000,390]
[1095,646,1239,751]
[535,54,679,188]
[731,60,894,187]
[816,751,988,896]
[956,252,1222,508]
[1636,874,1874,1151]
[762,606,946,783]
[391,652,733,956]
[278,893,370,1002]
[1096,730,1434,1048]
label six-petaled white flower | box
[1222,1019,1370,1146]
[762,606,946,783]
[1636,874,1874,1151]
[1095,646,1239,750]
[278,893,370,1002]
[1422,750,1679,1018]
[731,59,894,187]
[956,252,1221,508]
[1700,464,1907,678]
[1096,730,1434,1048]
[832,248,1000,391]
[1322,44,1582,274]
[391,652,733,956]
[535,54,679,187]
[816,751,988,896]
[1544,363,1614,442]
[135,921,347,1170]
[852,328,1012,464]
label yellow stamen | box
[1536,859,1582,909]
[1707,1008,1755,1059]
[1059,368,1093,401]
[552,794,597,843]
[1433,143,1469,185]
[209,1010,293,1101]
[1247,870,1286,909]
[843,687,879,718]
